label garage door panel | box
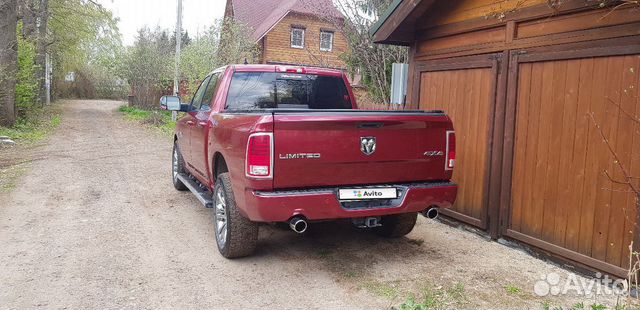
[418,60,496,227]
[591,56,626,262]
[565,57,595,253]
[607,55,640,267]
[540,60,569,243]
[510,63,532,233]
[624,65,640,266]
[578,57,609,257]
[509,51,640,272]
[553,58,581,248]
[519,63,544,237]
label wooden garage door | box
[504,43,640,277]
[415,54,502,229]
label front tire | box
[373,212,418,238]
[172,141,188,191]
[213,172,258,258]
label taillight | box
[245,133,273,179]
[445,130,455,170]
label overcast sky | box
[98,0,227,46]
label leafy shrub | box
[16,22,38,112]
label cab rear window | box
[225,72,352,110]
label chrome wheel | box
[172,147,179,180]
[214,187,228,247]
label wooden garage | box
[371,0,640,278]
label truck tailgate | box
[272,111,453,189]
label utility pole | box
[172,0,183,121]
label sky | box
[98,0,227,46]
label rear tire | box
[172,141,188,191]
[213,172,258,258]
[373,212,418,238]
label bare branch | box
[589,112,640,194]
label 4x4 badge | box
[361,137,376,156]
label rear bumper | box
[242,182,457,222]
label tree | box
[180,26,219,96]
[0,0,18,127]
[121,27,174,108]
[217,18,260,66]
[16,0,49,105]
[47,0,120,97]
[35,0,47,105]
[300,0,407,104]
[16,21,38,109]
[178,19,259,98]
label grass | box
[0,107,62,144]
[361,280,400,300]
[0,104,62,193]
[393,282,468,310]
[118,105,176,136]
[505,284,523,295]
[541,302,637,310]
[1,164,28,193]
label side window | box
[291,27,305,49]
[191,75,211,110]
[200,73,220,110]
[320,31,333,52]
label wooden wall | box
[419,67,494,226]
[510,55,639,269]
[263,12,349,69]
[400,0,640,277]
[422,0,547,27]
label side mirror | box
[160,95,182,111]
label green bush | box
[118,105,175,136]
[16,22,38,111]
[0,106,62,143]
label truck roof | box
[227,64,345,77]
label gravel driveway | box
[0,100,627,309]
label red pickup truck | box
[161,64,457,258]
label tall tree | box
[303,0,408,104]
[0,0,18,126]
[17,0,37,39]
[35,0,47,105]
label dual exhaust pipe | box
[288,207,439,234]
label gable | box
[226,0,344,42]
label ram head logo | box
[360,137,376,156]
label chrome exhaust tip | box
[422,207,439,219]
[289,217,308,234]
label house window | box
[291,28,305,49]
[320,31,334,52]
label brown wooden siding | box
[508,53,640,271]
[263,12,348,69]
[418,67,493,223]
[422,0,547,28]
[409,5,640,63]
[383,0,640,278]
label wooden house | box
[224,0,349,69]
[371,0,640,278]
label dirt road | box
[0,100,625,309]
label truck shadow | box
[254,220,444,278]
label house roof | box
[227,0,344,42]
[369,0,403,38]
[369,0,436,45]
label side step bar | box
[176,173,213,208]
